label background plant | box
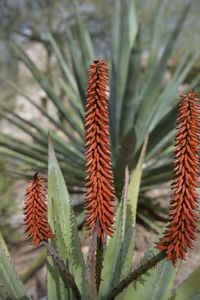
[1,0,200,227]
[0,157,16,239]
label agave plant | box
[1,0,200,226]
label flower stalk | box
[24,173,81,299]
[42,240,81,300]
[156,92,200,266]
[24,172,54,246]
[104,251,166,300]
[84,60,116,241]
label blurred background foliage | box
[0,0,200,89]
[0,0,200,236]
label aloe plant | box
[1,0,200,228]
[1,84,200,298]
[1,136,200,299]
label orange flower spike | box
[24,173,54,246]
[84,60,116,241]
[155,91,200,266]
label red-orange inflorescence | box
[24,173,54,246]
[155,92,200,266]
[84,60,116,241]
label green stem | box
[95,236,104,294]
[104,251,166,300]
[42,240,81,300]
[86,228,98,299]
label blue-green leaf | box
[0,232,30,300]
[173,266,200,300]
[120,137,148,280]
[47,137,84,299]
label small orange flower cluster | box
[84,60,116,240]
[24,173,54,246]
[156,92,200,266]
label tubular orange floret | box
[24,172,54,246]
[155,91,200,266]
[84,60,116,241]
